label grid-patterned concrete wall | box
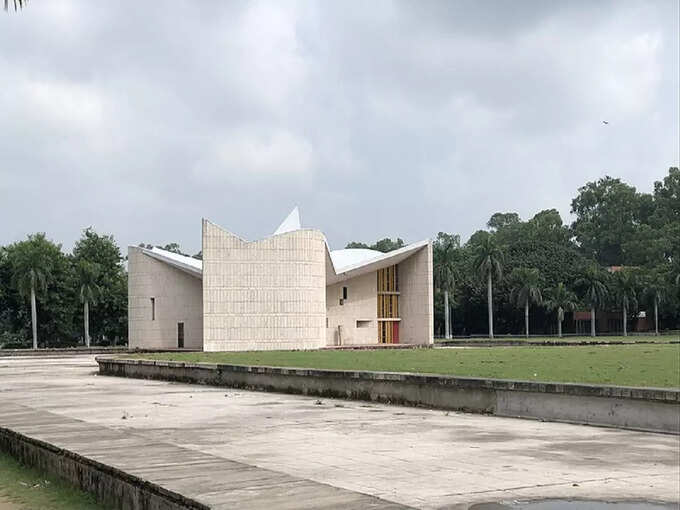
[397,244,433,345]
[128,247,203,349]
[326,271,378,346]
[202,220,326,351]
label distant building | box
[128,208,433,351]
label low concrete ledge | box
[0,425,208,510]
[437,339,680,347]
[98,357,680,434]
[0,347,199,357]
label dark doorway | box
[177,322,184,349]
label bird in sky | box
[602,120,609,124]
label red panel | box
[393,322,399,344]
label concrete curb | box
[98,357,680,434]
[0,348,199,357]
[436,339,680,347]
[0,425,209,510]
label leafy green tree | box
[487,212,520,232]
[526,209,572,245]
[611,269,638,337]
[76,261,101,347]
[575,266,609,337]
[571,176,647,266]
[345,238,405,253]
[159,243,189,256]
[544,283,578,338]
[434,233,460,339]
[73,228,127,344]
[345,241,370,249]
[509,268,542,338]
[472,233,504,338]
[650,167,680,227]
[8,234,56,348]
[373,238,405,253]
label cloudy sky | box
[1,1,678,255]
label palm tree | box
[434,235,458,339]
[4,0,26,11]
[472,235,504,339]
[544,283,577,338]
[612,269,638,337]
[641,271,666,336]
[76,261,101,348]
[509,268,542,338]
[575,266,608,337]
[11,235,51,349]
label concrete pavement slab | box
[0,355,677,509]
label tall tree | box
[8,234,55,348]
[641,269,666,336]
[487,212,520,232]
[472,234,504,338]
[571,176,646,266]
[76,261,101,347]
[3,0,26,11]
[345,238,405,253]
[434,233,460,339]
[544,283,578,338]
[73,228,127,344]
[509,268,542,338]
[575,265,609,337]
[612,269,638,337]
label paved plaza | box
[0,355,678,509]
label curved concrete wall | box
[202,220,326,351]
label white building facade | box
[128,208,433,351]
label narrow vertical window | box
[343,286,348,300]
[150,297,155,321]
[177,322,184,349]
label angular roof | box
[139,246,202,278]
[136,208,429,285]
[325,240,429,285]
[273,206,301,236]
[330,248,383,270]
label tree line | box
[350,168,680,337]
[0,229,127,348]
[1,168,677,348]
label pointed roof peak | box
[273,206,301,236]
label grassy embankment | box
[130,343,680,388]
[0,452,109,510]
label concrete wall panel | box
[326,271,378,346]
[202,220,326,351]
[128,247,203,349]
[398,244,433,345]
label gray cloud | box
[1,0,678,255]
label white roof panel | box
[273,206,301,236]
[330,248,383,272]
[141,246,203,278]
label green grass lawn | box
[434,334,678,343]
[130,344,680,388]
[0,452,109,510]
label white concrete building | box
[128,208,433,351]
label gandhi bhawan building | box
[128,208,433,351]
